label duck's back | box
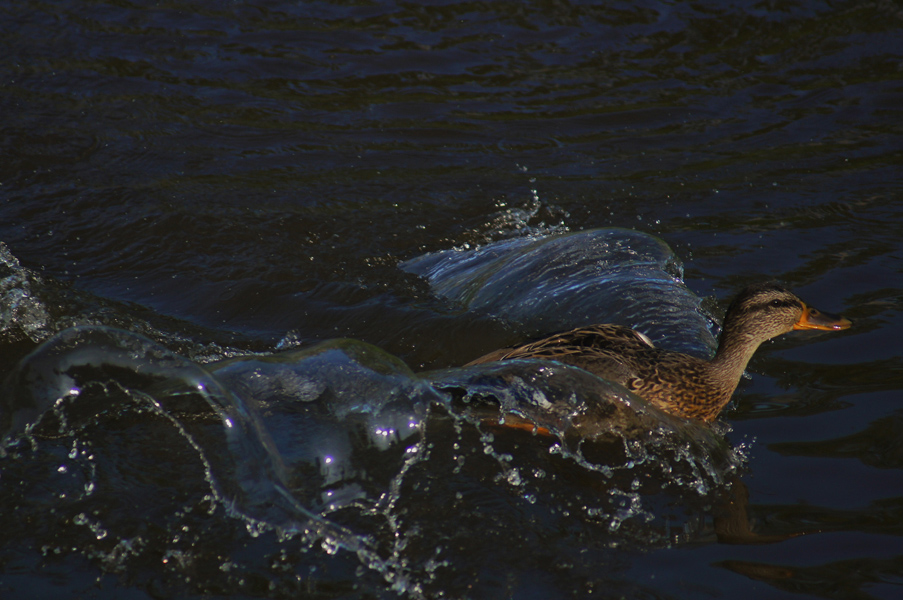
[466,324,721,420]
[466,324,659,382]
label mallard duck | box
[466,283,851,422]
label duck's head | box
[719,282,851,350]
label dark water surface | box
[2,1,903,598]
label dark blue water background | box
[2,1,902,598]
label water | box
[2,1,902,598]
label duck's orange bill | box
[793,303,852,331]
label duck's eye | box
[769,299,784,308]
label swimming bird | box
[466,283,851,422]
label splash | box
[426,358,742,547]
[402,227,743,550]
[1,327,319,529]
[0,326,450,594]
[0,326,442,562]
[0,241,51,343]
[0,228,748,597]
[401,227,716,356]
[207,339,441,513]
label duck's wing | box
[465,325,728,421]
[465,324,654,383]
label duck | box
[465,282,851,422]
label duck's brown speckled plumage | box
[466,283,851,422]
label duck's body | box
[466,283,851,421]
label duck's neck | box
[709,328,763,396]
